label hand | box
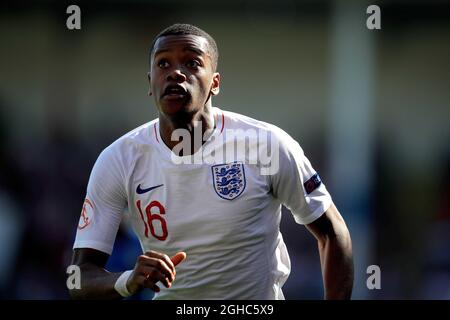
[126,250,187,294]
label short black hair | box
[150,23,219,70]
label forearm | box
[318,231,354,300]
[69,263,124,300]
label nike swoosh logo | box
[136,184,164,194]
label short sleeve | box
[271,129,332,225]
[73,145,127,255]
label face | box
[149,34,220,117]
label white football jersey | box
[73,107,332,300]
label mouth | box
[162,84,190,100]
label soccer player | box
[69,24,353,300]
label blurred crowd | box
[0,0,449,300]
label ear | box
[147,72,152,96]
[210,72,221,96]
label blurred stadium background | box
[0,0,449,299]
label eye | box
[186,60,201,69]
[157,59,169,69]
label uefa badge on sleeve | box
[212,162,246,200]
[304,173,322,194]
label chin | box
[160,100,195,118]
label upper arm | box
[73,146,127,255]
[305,203,350,243]
[71,248,110,268]
[270,128,332,225]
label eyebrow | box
[185,46,206,56]
[154,46,208,57]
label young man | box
[70,24,353,300]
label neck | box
[159,104,215,155]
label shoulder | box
[112,118,158,150]
[218,107,302,150]
[96,118,159,167]
[220,108,273,131]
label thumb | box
[171,252,187,266]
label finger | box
[138,256,174,282]
[171,252,187,266]
[140,275,161,292]
[140,268,172,288]
[144,251,176,276]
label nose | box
[167,68,187,83]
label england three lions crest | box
[212,162,246,200]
